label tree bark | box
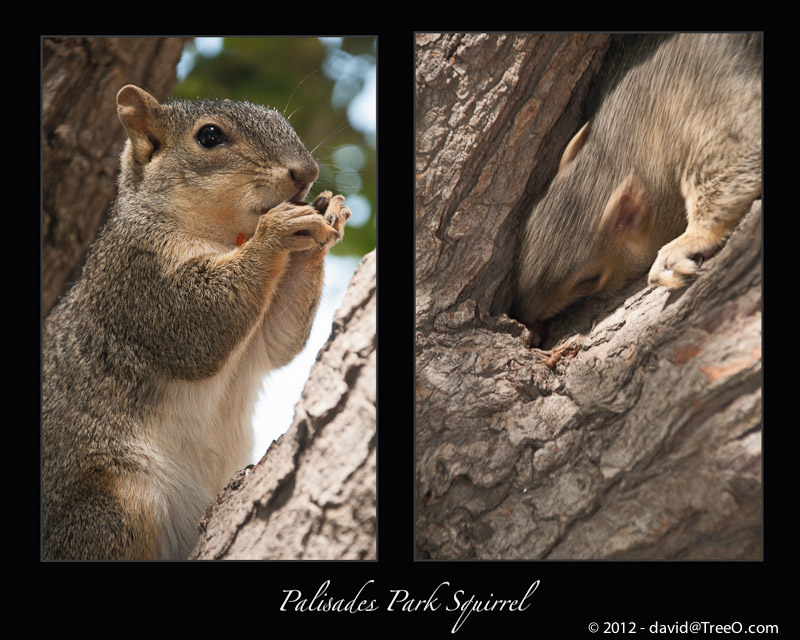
[42,36,188,313]
[190,250,377,560]
[415,33,761,560]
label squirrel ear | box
[599,174,650,246]
[116,85,164,165]
[558,122,589,172]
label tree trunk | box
[42,36,188,314]
[415,33,761,560]
[190,250,377,560]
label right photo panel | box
[415,33,762,560]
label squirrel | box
[42,85,350,560]
[513,34,761,324]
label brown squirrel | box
[513,34,762,324]
[42,85,350,560]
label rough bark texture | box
[191,250,377,560]
[415,34,762,560]
[415,33,611,324]
[42,36,188,314]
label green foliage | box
[172,37,376,258]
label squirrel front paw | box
[310,191,351,247]
[258,201,338,252]
[647,231,722,289]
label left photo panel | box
[41,36,376,560]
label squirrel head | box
[514,123,659,323]
[115,85,319,243]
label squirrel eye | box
[196,125,228,148]
[573,273,601,295]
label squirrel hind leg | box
[44,481,160,560]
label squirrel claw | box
[309,191,350,243]
[648,233,721,289]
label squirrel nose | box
[290,159,319,188]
